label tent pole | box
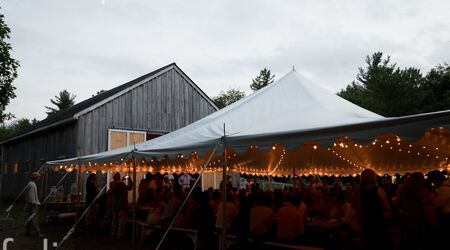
[220,123,227,250]
[156,143,220,250]
[131,151,137,249]
[57,183,108,250]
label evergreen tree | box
[45,90,76,116]
[338,52,428,117]
[250,68,275,91]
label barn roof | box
[1,63,218,144]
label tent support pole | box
[220,123,227,250]
[1,163,46,218]
[56,183,108,250]
[156,142,220,250]
[131,151,137,249]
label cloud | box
[2,0,450,120]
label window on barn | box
[108,129,147,150]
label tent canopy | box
[47,71,450,175]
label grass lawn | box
[0,202,192,250]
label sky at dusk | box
[2,0,449,121]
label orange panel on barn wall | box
[109,131,127,150]
[13,163,19,174]
[3,163,7,174]
[128,132,145,146]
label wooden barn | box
[0,63,218,199]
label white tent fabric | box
[48,70,450,170]
[138,70,383,149]
[48,70,385,165]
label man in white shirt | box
[178,173,195,190]
[25,172,43,237]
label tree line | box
[1,9,449,141]
[338,52,449,117]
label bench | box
[126,219,198,249]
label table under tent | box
[45,70,450,249]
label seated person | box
[160,187,182,226]
[140,188,164,226]
[216,192,238,232]
[277,193,304,241]
[249,192,275,238]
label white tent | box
[46,69,450,249]
[47,70,450,175]
[47,71,381,162]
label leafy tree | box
[0,10,20,123]
[212,88,246,109]
[250,68,275,91]
[422,63,450,112]
[338,52,427,117]
[45,90,76,116]
[0,118,37,141]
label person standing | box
[178,173,195,190]
[109,172,133,239]
[351,169,392,250]
[25,172,43,237]
[436,176,450,243]
[85,173,98,226]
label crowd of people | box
[82,169,450,250]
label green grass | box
[0,201,48,225]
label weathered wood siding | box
[1,122,78,199]
[77,68,217,156]
[1,65,217,199]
